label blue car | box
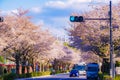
[86,63,99,80]
[69,69,79,77]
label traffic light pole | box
[85,1,114,78]
[109,1,114,78]
[70,1,114,78]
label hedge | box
[98,72,103,80]
[115,61,120,67]
[114,75,120,80]
[98,72,120,80]
[103,75,112,80]
[0,71,51,80]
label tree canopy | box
[67,3,120,58]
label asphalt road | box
[16,73,87,80]
[24,78,87,80]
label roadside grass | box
[98,72,120,80]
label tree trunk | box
[42,64,44,72]
[31,64,35,72]
[22,66,25,74]
[31,59,35,72]
[15,55,20,75]
[40,63,42,72]
[27,66,30,73]
[22,61,26,74]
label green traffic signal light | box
[70,16,84,22]
[70,16,75,22]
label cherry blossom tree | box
[67,2,120,59]
[0,9,55,74]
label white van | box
[73,62,86,76]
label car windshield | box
[87,67,98,71]
[70,70,78,73]
[74,65,85,71]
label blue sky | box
[0,0,120,39]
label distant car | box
[69,69,79,77]
[73,62,86,76]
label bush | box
[103,75,112,80]
[115,61,120,67]
[0,71,51,79]
[98,72,103,80]
[55,70,61,74]
[3,73,17,80]
[0,67,4,75]
[21,71,51,78]
[18,73,26,78]
[0,75,3,80]
[18,73,31,78]
[101,61,110,74]
[41,71,50,75]
[31,72,37,77]
[114,75,120,80]
[37,72,42,76]
[53,70,68,74]
[98,72,115,80]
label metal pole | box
[109,0,114,78]
[113,45,116,77]
[85,18,110,20]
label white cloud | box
[45,0,91,10]
[2,11,11,15]
[89,0,120,4]
[35,20,44,26]
[67,0,91,3]
[36,19,67,37]
[1,9,19,15]
[30,7,42,13]
[111,0,120,3]
[11,9,18,14]
[50,28,66,37]
[50,17,68,23]
[42,24,67,37]
[45,1,67,9]
[2,7,42,16]
[45,0,120,10]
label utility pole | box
[109,0,114,78]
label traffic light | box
[0,17,4,22]
[70,16,84,22]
